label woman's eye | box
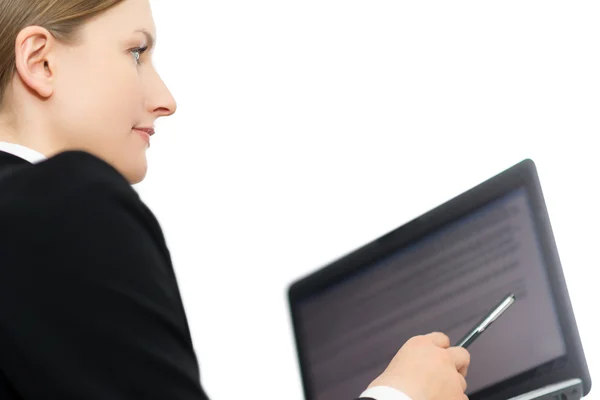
[131,46,148,65]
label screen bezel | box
[287,158,591,400]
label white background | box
[138,1,599,399]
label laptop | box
[287,159,591,400]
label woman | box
[0,1,470,399]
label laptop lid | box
[287,159,591,400]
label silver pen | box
[454,293,516,348]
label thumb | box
[425,332,450,349]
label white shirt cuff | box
[360,385,413,400]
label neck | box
[0,118,53,159]
[0,115,16,143]
[0,96,57,158]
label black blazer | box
[0,150,374,400]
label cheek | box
[55,60,143,147]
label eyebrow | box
[134,29,156,51]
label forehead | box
[82,0,156,41]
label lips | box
[133,127,155,136]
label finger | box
[459,373,467,392]
[459,364,469,378]
[448,347,471,372]
[426,332,450,348]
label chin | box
[121,157,148,185]
[127,165,148,184]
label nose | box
[146,67,178,118]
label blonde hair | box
[0,0,125,110]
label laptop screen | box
[294,187,567,400]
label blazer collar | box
[0,151,32,174]
[0,142,47,164]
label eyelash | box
[131,45,149,65]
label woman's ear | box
[13,26,56,99]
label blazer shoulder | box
[0,150,135,201]
[0,150,169,262]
